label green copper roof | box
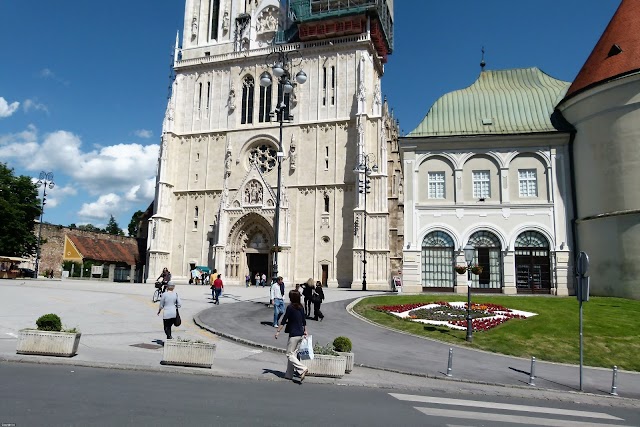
[408,67,571,137]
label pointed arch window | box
[276,82,290,121]
[324,194,330,213]
[210,0,220,40]
[259,73,272,123]
[241,75,255,124]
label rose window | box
[249,143,277,173]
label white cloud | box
[0,126,159,220]
[125,178,156,202]
[45,184,78,208]
[0,97,20,118]
[78,193,122,220]
[23,99,49,114]
[134,129,153,138]
[39,68,54,79]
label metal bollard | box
[610,366,618,396]
[528,356,536,386]
[446,348,453,377]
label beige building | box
[557,0,640,300]
[400,67,574,295]
[147,0,402,289]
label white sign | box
[91,266,103,275]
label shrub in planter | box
[333,336,354,374]
[17,314,81,357]
[471,265,484,275]
[36,313,62,332]
[161,337,216,368]
[301,343,346,378]
[332,336,352,353]
[454,265,467,274]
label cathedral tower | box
[148,0,400,289]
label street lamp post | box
[259,49,307,285]
[353,154,378,291]
[463,243,475,342]
[35,172,55,279]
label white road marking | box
[414,407,631,427]
[5,332,18,338]
[389,393,622,420]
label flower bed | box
[375,302,535,332]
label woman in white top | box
[157,282,181,340]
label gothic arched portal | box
[225,212,274,281]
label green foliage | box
[313,343,339,356]
[62,260,82,277]
[333,336,352,352]
[0,163,40,257]
[77,224,104,233]
[355,295,640,371]
[104,215,124,236]
[128,210,144,237]
[36,313,62,332]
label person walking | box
[312,281,325,321]
[255,272,260,287]
[302,278,313,316]
[261,272,267,288]
[245,272,251,288]
[212,274,224,305]
[270,276,285,328]
[274,290,309,382]
[157,282,181,340]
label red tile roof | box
[67,235,139,266]
[565,0,640,99]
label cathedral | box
[147,0,402,289]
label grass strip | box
[353,294,640,371]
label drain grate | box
[130,343,163,350]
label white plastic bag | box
[298,335,314,360]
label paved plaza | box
[1,278,639,408]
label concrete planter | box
[301,354,346,378]
[16,330,81,357]
[336,351,354,373]
[161,340,216,368]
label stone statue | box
[289,135,297,171]
[222,11,230,33]
[191,17,198,38]
[227,84,236,111]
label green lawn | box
[354,295,640,371]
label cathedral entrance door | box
[247,253,269,286]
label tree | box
[105,215,124,236]
[0,163,40,257]
[77,224,104,233]
[128,210,144,237]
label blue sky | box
[0,0,620,232]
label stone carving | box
[191,16,198,39]
[256,7,279,33]
[289,135,297,171]
[244,180,263,205]
[227,84,236,111]
[222,11,230,33]
[225,148,232,177]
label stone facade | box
[35,223,144,281]
[147,0,400,289]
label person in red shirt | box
[212,274,224,305]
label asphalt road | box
[1,362,637,427]
[197,298,640,399]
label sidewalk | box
[0,279,638,408]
